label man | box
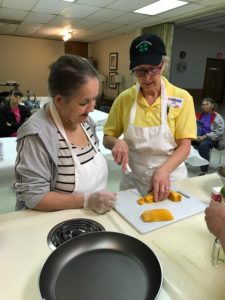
[103,33,196,201]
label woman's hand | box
[205,201,225,253]
[197,135,206,142]
[151,167,171,201]
[111,139,129,172]
[205,201,225,239]
[84,191,117,214]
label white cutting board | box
[115,189,207,234]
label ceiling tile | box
[136,15,165,27]
[36,24,63,36]
[0,7,28,20]
[14,22,43,35]
[112,24,136,33]
[107,0,156,12]
[76,0,115,6]
[48,15,78,27]
[32,0,72,14]
[92,22,121,31]
[60,3,101,18]
[0,0,225,42]
[2,0,37,10]
[24,12,55,23]
[112,12,149,24]
[198,0,225,5]
[73,18,103,28]
[0,22,17,33]
[86,8,126,21]
[157,3,205,18]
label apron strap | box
[49,103,98,169]
[160,79,168,133]
[129,80,168,133]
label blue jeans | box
[192,139,218,172]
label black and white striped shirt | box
[55,122,98,193]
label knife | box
[125,165,148,197]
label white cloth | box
[120,80,187,190]
[50,103,108,193]
[185,146,209,166]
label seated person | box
[0,89,31,137]
[192,97,224,175]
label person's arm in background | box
[206,113,224,141]
[205,201,225,252]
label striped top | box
[55,122,99,193]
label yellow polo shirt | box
[104,77,196,140]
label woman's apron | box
[120,80,187,190]
[50,103,108,193]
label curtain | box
[142,23,174,79]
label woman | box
[193,97,224,175]
[14,54,116,213]
[103,33,196,201]
[0,89,31,137]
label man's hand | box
[151,167,170,201]
[111,139,129,172]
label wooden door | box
[64,41,88,58]
[202,58,225,102]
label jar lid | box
[212,186,222,194]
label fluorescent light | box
[62,0,75,2]
[134,0,188,16]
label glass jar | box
[211,186,222,203]
[211,187,225,266]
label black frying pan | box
[39,232,162,300]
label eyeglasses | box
[132,65,162,77]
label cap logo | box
[135,41,152,54]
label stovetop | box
[0,210,172,300]
[47,218,105,250]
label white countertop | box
[1,173,225,300]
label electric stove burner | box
[47,218,105,250]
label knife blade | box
[125,165,148,197]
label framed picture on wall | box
[109,52,118,70]
[109,72,117,89]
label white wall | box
[170,29,225,89]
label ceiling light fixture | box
[134,0,188,16]
[62,0,76,2]
[61,29,73,42]
[63,32,72,41]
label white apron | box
[120,80,187,190]
[50,103,108,193]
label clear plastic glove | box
[83,191,117,214]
